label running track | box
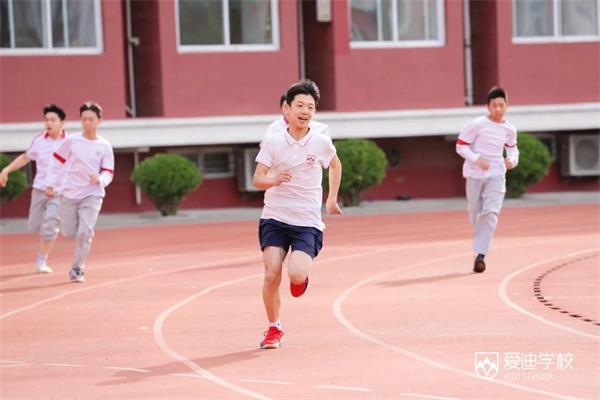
[1,204,599,399]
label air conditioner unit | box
[236,147,261,191]
[560,134,600,176]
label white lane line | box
[333,240,585,400]
[499,248,600,340]
[152,245,428,400]
[154,273,270,400]
[44,363,85,367]
[0,360,27,364]
[171,372,212,379]
[241,379,295,385]
[0,363,34,368]
[316,384,374,392]
[0,253,259,320]
[398,393,462,400]
[105,366,150,373]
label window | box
[176,0,279,52]
[513,0,600,42]
[168,147,234,178]
[349,0,445,47]
[0,0,102,55]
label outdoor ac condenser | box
[236,147,261,191]
[560,134,600,177]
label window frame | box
[168,147,235,179]
[512,0,600,44]
[175,0,280,53]
[0,0,103,56]
[349,0,446,49]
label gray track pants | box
[466,176,506,255]
[60,196,103,271]
[28,189,60,240]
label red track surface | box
[1,204,599,399]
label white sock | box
[36,254,48,264]
[269,320,281,330]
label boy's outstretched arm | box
[326,155,343,215]
[0,153,30,187]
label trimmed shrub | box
[324,139,387,206]
[506,132,551,198]
[0,154,28,205]
[131,154,202,216]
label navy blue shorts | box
[259,218,323,258]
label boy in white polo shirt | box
[456,86,519,273]
[47,101,114,283]
[253,80,343,349]
[0,104,68,273]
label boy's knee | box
[263,269,282,286]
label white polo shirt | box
[456,116,519,179]
[26,130,68,191]
[256,128,336,231]
[263,116,329,146]
[49,132,115,199]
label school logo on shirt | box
[306,154,316,166]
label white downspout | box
[125,0,139,117]
[463,0,474,105]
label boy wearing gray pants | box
[47,101,114,282]
[456,87,519,273]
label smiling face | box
[286,94,316,134]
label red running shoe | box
[260,326,284,349]
[290,277,309,297]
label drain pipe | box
[463,0,474,105]
[125,0,139,117]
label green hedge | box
[506,132,551,198]
[131,154,202,216]
[0,154,28,205]
[324,139,387,206]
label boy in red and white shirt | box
[47,101,114,283]
[0,104,68,273]
[456,86,519,273]
[254,80,343,349]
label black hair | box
[286,79,320,106]
[487,86,507,104]
[43,104,66,121]
[279,94,287,108]
[80,101,103,118]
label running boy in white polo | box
[253,80,343,349]
[0,104,68,273]
[47,101,114,283]
[456,86,519,273]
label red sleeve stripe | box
[53,153,66,163]
[504,144,516,148]
[456,139,471,145]
[100,167,114,174]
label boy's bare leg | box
[39,238,56,257]
[288,251,312,285]
[262,246,286,323]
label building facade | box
[1,0,599,217]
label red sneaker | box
[260,326,284,349]
[290,277,309,297]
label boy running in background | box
[47,101,114,283]
[456,86,519,273]
[254,80,343,349]
[0,104,68,273]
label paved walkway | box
[0,191,598,234]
